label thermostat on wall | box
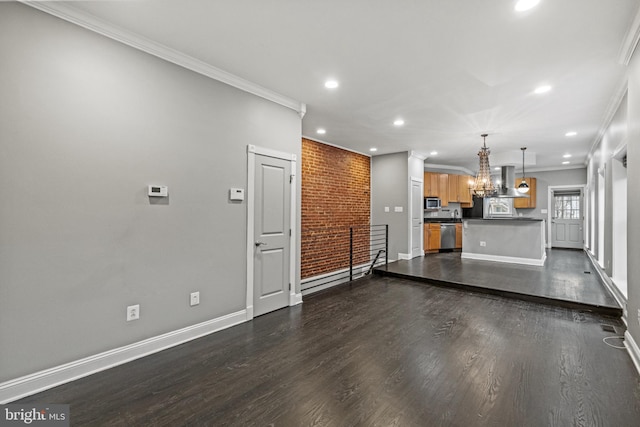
[148,185,168,197]
[229,188,245,201]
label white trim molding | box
[584,249,627,309]
[301,136,371,158]
[0,310,247,404]
[461,252,546,267]
[619,4,640,65]
[397,253,412,260]
[546,185,586,251]
[624,331,640,377]
[246,145,298,320]
[21,1,305,115]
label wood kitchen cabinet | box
[514,177,537,208]
[424,172,448,206]
[424,223,441,253]
[424,172,435,197]
[448,175,459,203]
[448,174,473,207]
[455,223,462,249]
[458,175,473,206]
[438,174,449,206]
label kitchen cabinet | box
[448,175,459,203]
[438,174,449,207]
[448,174,473,207]
[514,177,537,208]
[424,172,435,197]
[424,172,448,206]
[424,223,441,253]
[459,175,474,206]
[455,223,462,249]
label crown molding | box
[20,1,305,115]
[588,76,628,160]
[424,163,475,176]
[619,4,640,65]
[301,136,371,157]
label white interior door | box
[551,190,583,249]
[411,179,423,258]
[253,154,291,317]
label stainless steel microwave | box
[424,197,441,210]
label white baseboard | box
[398,253,412,260]
[585,249,627,309]
[461,252,546,266]
[624,330,640,377]
[289,292,303,306]
[0,310,247,404]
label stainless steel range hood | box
[493,166,529,198]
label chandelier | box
[471,134,495,197]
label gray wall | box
[371,153,409,260]
[626,48,640,350]
[518,168,587,218]
[0,3,301,382]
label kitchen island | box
[461,218,546,266]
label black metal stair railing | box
[301,224,388,294]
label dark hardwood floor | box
[19,275,640,426]
[375,249,621,316]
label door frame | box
[409,177,424,258]
[546,184,586,249]
[246,144,300,321]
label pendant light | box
[518,147,529,193]
[471,134,495,197]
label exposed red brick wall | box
[301,138,371,279]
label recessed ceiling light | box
[515,0,540,12]
[565,131,577,137]
[563,154,572,158]
[562,161,570,165]
[316,128,326,135]
[324,80,339,89]
[494,167,501,170]
[534,85,552,94]
[393,119,405,126]
[369,147,378,152]
[430,151,438,156]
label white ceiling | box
[48,0,638,171]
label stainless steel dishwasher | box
[440,223,456,250]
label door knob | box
[255,241,266,247]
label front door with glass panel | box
[551,191,583,249]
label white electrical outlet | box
[127,304,140,321]
[480,241,487,247]
[190,292,200,307]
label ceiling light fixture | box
[565,131,577,137]
[393,119,405,126]
[515,0,540,12]
[316,128,326,135]
[369,148,378,152]
[324,80,339,89]
[518,147,529,193]
[563,154,572,158]
[562,161,570,165]
[430,151,438,156]
[534,85,551,94]
[471,134,495,197]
